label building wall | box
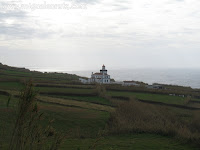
[79,78,88,84]
[90,74,110,84]
[123,82,139,86]
[80,75,111,84]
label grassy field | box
[1,63,200,149]
[61,134,198,150]
[36,87,96,95]
[48,95,112,106]
[0,95,198,150]
[0,95,110,148]
[40,104,110,137]
[37,95,114,112]
[108,91,187,105]
[0,81,191,106]
[0,81,24,90]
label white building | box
[80,65,111,84]
[89,65,111,84]
[123,81,140,86]
[79,78,88,84]
[146,84,164,89]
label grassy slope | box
[36,87,95,94]
[0,96,197,150]
[62,134,198,150]
[0,63,199,149]
[108,91,186,105]
[0,81,196,108]
[0,95,110,148]
[37,95,114,112]
[49,95,112,106]
[40,104,109,137]
[0,63,81,84]
[0,81,24,90]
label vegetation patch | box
[108,98,200,146]
[108,91,186,105]
[48,95,112,106]
[61,134,198,150]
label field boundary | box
[36,98,111,112]
[47,95,113,107]
[138,99,200,110]
[40,92,97,97]
[1,90,199,111]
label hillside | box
[0,62,82,84]
[0,63,200,149]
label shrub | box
[8,81,65,150]
[108,98,200,145]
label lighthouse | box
[88,65,111,84]
[80,65,111,84]
[100,64,107,75]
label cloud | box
[0,10,27,19]
[175,0,185,2]
[0,6,55,39]
[72,0,99,4]
[0,24,34,38]
[0,0,200,70]
[0,23,54,39]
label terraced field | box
[1,63,200,149]
[108,91,186,105]
[0,94,198,150]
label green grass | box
[2,69,32,76]
[1,66,79,78]
[192,98,200,102]
[0,95,17,148]
[1,63,199,149]
[0,95,110,147]
[61,134,198,150]
[40,104,109,137]
[36,87,96,94]
[0,81,24,90]
[165,106,194,122]
[0,94,198,150]
[49,95,112,106]
[0,63,81,86]
[108,91,186,105]
[0,95,9,106]
[0,81,96,97]
[0,95,19,108]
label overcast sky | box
[0,0,200,71]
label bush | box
[108,98,200,145]
[8,81,65,150]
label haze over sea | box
[29,67,200,89]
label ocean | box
[68,69,200,89]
